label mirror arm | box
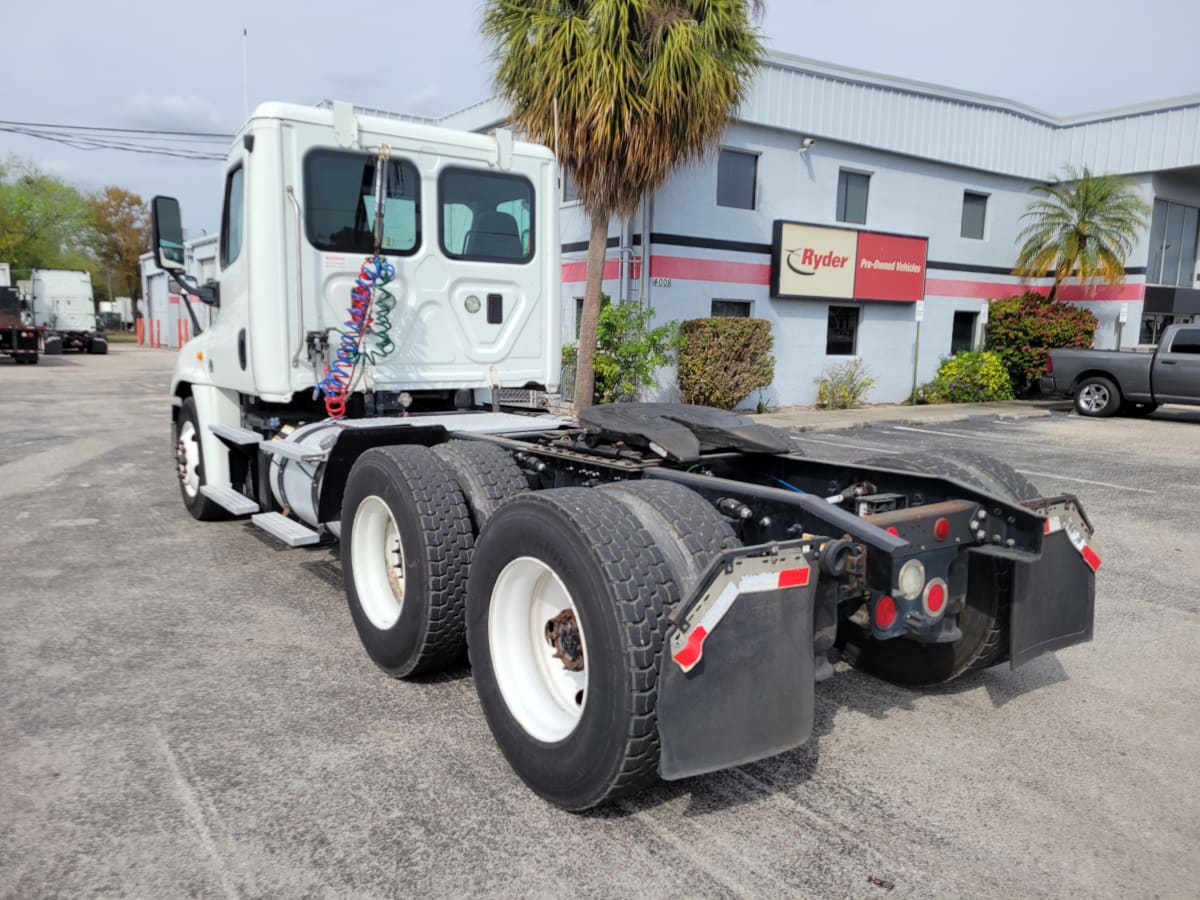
[172,269,219,307]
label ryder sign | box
[771,221,928,302]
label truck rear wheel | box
[1074,375,1120,417]
[340,445,473,677]
[841,451,1040,685]
[468,488,693,810]
[175,398,228,521]
[432,440,528,531]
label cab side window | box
[221,165,245,268]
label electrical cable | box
[315,257,397,419]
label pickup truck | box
[1042,323,1200,417]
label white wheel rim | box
[351,496,406,631]
[177,420,201,498]
[489,557,588,743]
[1079,384,1108,412]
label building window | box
[836,170,869,225]
[711,300,751,318]
[961,191,988,240]
[574,297,584,339]
[826,305,860,355]
[717,149,757,210]
[951,310,977,354]
[562,167,580,205]
[1147,199,1200,287]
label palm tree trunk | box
[572,215,609,413]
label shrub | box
[562,296,678,405]
[916,351,1015,404]
[815,359,875,409]
[678,317,775,410]
[985,292,1098,393]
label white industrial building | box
[139,53,1199,405]
[139,234,219,349]
[440,53,1200,405]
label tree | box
[1013,165,1151,300]
[483,0,764,411]
[0,156,94,277]
[88,187,149,301]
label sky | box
[2,0,1197,236]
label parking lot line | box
[789,436,900,454]
[1014,469,1156,494]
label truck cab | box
[161,101,561,488]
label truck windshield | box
[304,150,420,256]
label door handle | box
[1160,359,1176,365]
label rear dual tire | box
[340,446,474,677]
[468,481,736,810]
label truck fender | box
[175,383,241,490]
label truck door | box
[1153,326,1200,403]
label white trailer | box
[151,100,1099,810]
[31,269,106,354]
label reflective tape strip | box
[1062,524,1102,572]
[672,564,812,673]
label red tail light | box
[933,517,950,541]
[1045,356,1054,374]
[874,595,897,629]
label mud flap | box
[1010,529,1096,669]
[658,563,817,781]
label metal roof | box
[434,52,1200,180]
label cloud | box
[122,94,228,133]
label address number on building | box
[652,277,672,288]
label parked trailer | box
[152,101,1099,810]
[31,269,107,355]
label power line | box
[0,122,230,161]
[0,118,234,140]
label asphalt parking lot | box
[2,346,1198,899]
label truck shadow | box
[1148,406,1200,425]
[589,652,1069,819]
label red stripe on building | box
[650,256,772,285]
[562,259,624,283]
[560,255,1146,303]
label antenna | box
[242,29,249,120]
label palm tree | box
[1014,165,1151,300]
[483,0,764,411]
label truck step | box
[210,423,263,448]
[251,512,321,547]
[257,439,329,462]
[200,484,260,516]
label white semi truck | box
[154,101,1100,810]
[31,269,107,354]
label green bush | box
[916,351,1015,404]
[985,292,1098,393]
[562,297,678,405]
[815,359,875,409]
[678,317,775,410]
